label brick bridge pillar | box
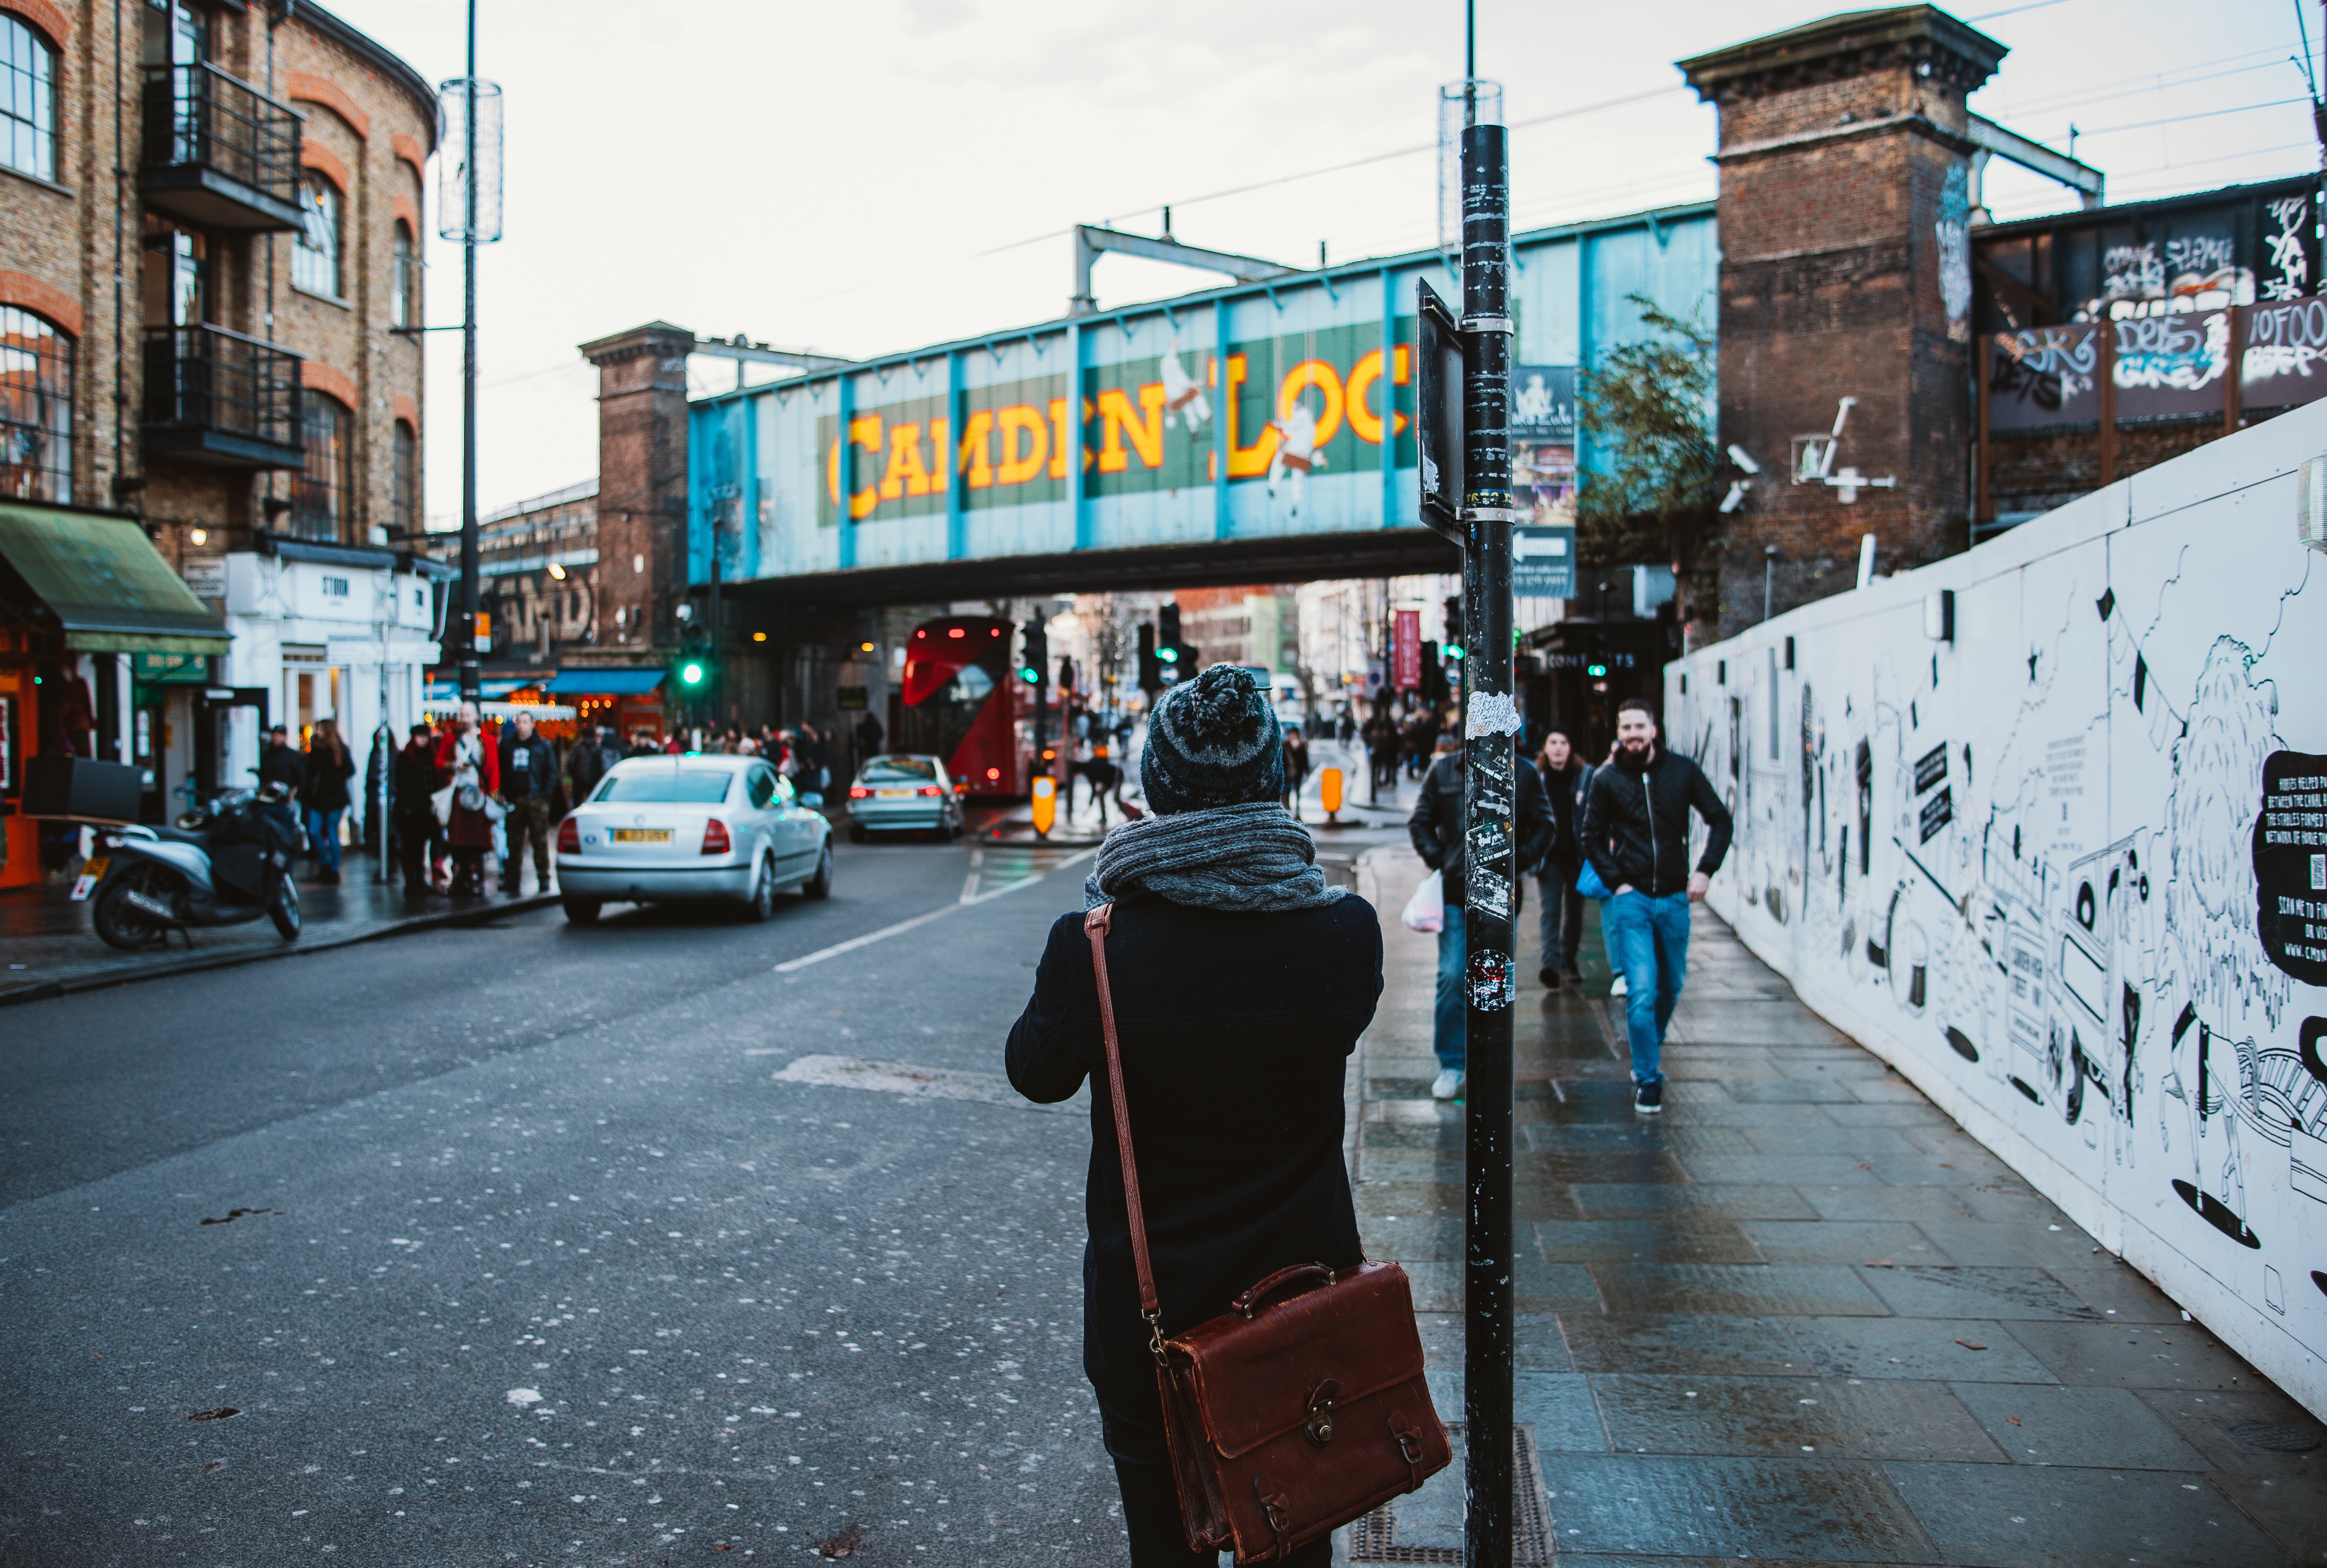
[581,321,694,658]
[1680,7,2005,639]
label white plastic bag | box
[1399,869,1444,933]
[430,782,457,826]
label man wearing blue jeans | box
[1410,730,1552,1100]
[1578,698,1733,1113]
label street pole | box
[1459,114,1518,1568]
[456,0,480,706]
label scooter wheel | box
[270,877,302,939]
[92,866,174,951]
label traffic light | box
[1020,623,1048,687]
[1157,602,1185,683]
[1138,623,1160,692]
[1442,595,1466,664]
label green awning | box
[0,502,231,655]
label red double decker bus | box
[896,616,1032,798]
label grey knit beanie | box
[1140,664,1285,814]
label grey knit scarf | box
[1082,801,1345,913]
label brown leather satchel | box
[1084,902,1451,1562]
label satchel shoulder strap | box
[1084,903,1168,1361]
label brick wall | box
[582,324,695,658]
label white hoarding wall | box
[1669,400,2327,1418]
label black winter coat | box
[568,740,615,802]
[1006,894,1382,1411]
[1578,748,1734,899]
[1407,751,1553,897]
[303,746,354,811]
[1538,759,1583,866]
[499,730,558,801]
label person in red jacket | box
[435,702,502,896]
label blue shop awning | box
[541,670,665,696]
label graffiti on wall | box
[1671,418,2327,1414]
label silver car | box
[844,754,964,842]
[555,754,831,923]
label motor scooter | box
[77,780,303,950]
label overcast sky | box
[318,0,2321,528]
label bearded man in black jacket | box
[1577,697,1733,1114]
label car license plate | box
[609,828,671,843]
[69,857,109,901]
[877,789,911,798]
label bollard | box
[1319,766,1343,824]
[1030,775,1056,839]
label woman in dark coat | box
[302,718,356,883]
[1008,664,1380,1567]
[1534,727,1588,988]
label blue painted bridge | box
[689,202,1715,604]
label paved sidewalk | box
[0,850,557,1005]
[1347,846,2325,1568]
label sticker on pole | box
[1467,948,1513,1010]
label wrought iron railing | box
[140,61,302,208]
[142,323,303,458]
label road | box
[3,830,1282,1566]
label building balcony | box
[141,324,305,470]
[140,63,304,232]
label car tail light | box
[848,786,871,799]
[701,818,731,855]
[557,817,580,854]
[917,785,942,797]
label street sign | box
[1414,281,1466,541]
[1512,523,1575,597]
[1392,609,1422,691]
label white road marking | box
[774,846,1098,973]
[770,1054,1083,1112]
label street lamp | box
[437,9,504,704]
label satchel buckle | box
[1144,1309,1168,1367]
[1303,1379,1340,1448]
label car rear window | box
[596,771,734,803]
[861,758,937,782]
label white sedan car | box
[555,754,831,923]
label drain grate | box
[2228,1420,2322,1453]
[1348,1425,1553,1566]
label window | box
[746,767,775,809]
[392,418,416,536]
[391,221,418,329]
[1,13,56,183]
[292,390,351,540]
[594,770,734,804]
[0,305,72,502]
[293,172,341,296]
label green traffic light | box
[680,661,705,686]
[1157,647,1179,664]
[1587,663,1609,678]
[1445,643,1466,661]
[1020,667,1040,684]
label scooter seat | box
[149,823,211,845]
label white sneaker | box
[1611,974,1629,998]
[1430,1068,1464,1100]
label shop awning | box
[542,669,665,695]
[0,502,231,654]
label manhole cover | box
[1348,1425,1552,1566]
[2228,1421,2321,1453]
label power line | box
[2074,96,2311,138]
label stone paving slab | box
[1345,845,2326,1567]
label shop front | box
[0,503,233,888]
[540,669,667,745]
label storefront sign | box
[182,558,226,599]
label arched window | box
[0,304,73,503]
[293,171,341,297]
[392,418,417,536]
[391,220,418,329]
[292,389,352,540]
[1,12,56,184]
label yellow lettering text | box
[879,421,932,500]
[1095,383,1167,472]
[995,405,1049,486]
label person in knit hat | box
[1007,660,1382,1566]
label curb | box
[0,892,561,1009]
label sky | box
[315,0,2325,530]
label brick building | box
[421,479,600,668]
[0,0,441,873]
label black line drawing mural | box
[1669,421,2327,1417]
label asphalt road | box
[0,832,1156,1566]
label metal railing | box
[140,61,302,207]
[142,323,303,457]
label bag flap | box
[1170,1261,1426,1460]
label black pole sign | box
[1458,118,1518,1568]
[1415,281,1468,544]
